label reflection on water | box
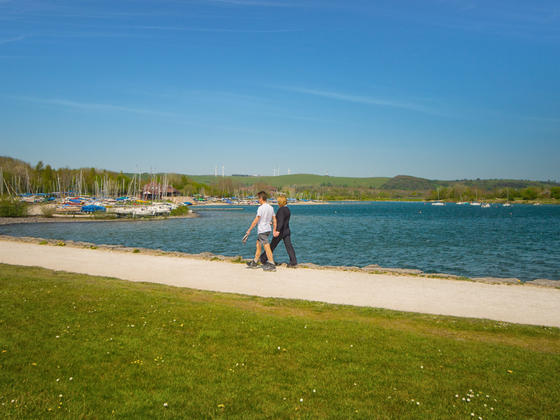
[1,202,559,281]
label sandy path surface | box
[1,240,559,328]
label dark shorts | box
[257,231,271,245]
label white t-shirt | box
[256,203,274,234]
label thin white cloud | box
[0,35,26,45]
[7,94,279,133]
[524,115,560,124]
[123,25,300,33]
[45,32,153,39]
[11,96,178,118]
[204,0,296,7]
[274,86,442,115]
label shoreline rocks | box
[0,234,557,288]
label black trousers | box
[260,234,297,265]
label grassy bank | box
[1,264,559,419]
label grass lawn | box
[1,263,559,419]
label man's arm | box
[273,215,277,235]
[247,215,260,235]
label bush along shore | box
[0,263,559,418]
[0,234,557,288]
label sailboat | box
[503,188,512,206]
[432,187,445,205]
[470,190,481,206]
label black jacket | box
[276,206,291,237]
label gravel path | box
[1,240,558,328]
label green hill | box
[189,174,389,189]
[0,156,34,175]
[381,175,434,190]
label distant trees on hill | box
[1,156,558,202]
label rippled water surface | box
[2,202,559,281]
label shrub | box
[0,198,28,217]
[170,206,190,216]
[40,205,56,218]
[521,187,538,200]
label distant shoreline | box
[0,213,198,226]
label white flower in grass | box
[69,377,73,381]
[163,402,168,407]
[299,398,303,402]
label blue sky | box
[0,0,559,180]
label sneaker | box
[246,261,259,269]
[287,263,297,268]
[262,262,276,271]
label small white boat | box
[432,201,445,206]
[481,203,491,208]
[456,201,467,205]
[113,207,134,215]
[503,203,511,207]
[470,202,481,206]
[133,207,153,216]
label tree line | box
[1,156,558,201]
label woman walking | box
[260,195,297,267]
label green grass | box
[1,264,559,419]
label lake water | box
[1,202,559,282]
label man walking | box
[246,191,277,271]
